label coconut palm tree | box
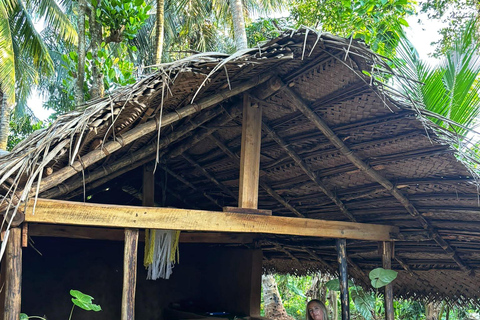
[395,19,480,138]
[0,0,76,150]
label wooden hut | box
[1,28,480,320]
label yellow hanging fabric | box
[144,229,156,267]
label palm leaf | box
[12,1,54,76]
[26,0,77,46]
[0,0,15,104]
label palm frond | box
[12,1,54,76]
[26,0,77,46]
[0,0,15,104]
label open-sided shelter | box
[1,28,480,319]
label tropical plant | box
[419,0,479,55]
[20,289,101,320]
[288,0,415,57]
[393,18,480,167]
[0,0,76,149]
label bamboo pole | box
[337,238,350,320]
[382,242,394,320]
[4,228,22,320]
[283,79,472,273]
[121,228,138,320]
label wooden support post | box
[238,94,262,209]
[249,250,263,316]
[121,228,139,320]
[4,228,22,320]
[121,166,152,320]
[382,241,394,320]
[337,238,349,320]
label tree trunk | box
[75,0,86,105]
[229,0,248,50]
[425,302,441,320]
[0,90,11,151]
[89,1,104,99]
[328,290,338,320]
[262,275,294,320]
[155,0,165,64]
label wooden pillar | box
[238,94,262,209]
[121,228,139,320]
[4,228,22,320]
[122,166,153,320]
[238,94,263,316]
[382,241,394,320]
[249,249,263,316]
[336,238,349,320]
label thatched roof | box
[1,28,480,305]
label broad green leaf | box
[369,268,398,288]
[325,278,354,291]
[351,289,374,320]
[70,289,102,312]
[20,314,29,320]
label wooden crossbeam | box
[24,198,398,241]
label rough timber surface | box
[1,29,480,305]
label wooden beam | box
[121,228,138,320]
[238,94,262,209]
[24,198,398,241]
[337,239,350,320]
[42,105,227,200]
[4,228,22,320]
[27,224,256,243]
[382,242,394,320]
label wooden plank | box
[223,207,272,216]
[24,199,398,241]
[27,224,256,243]
[337,238,350,320]
[122,228,138,320]
[382,241,394,320]
[4,228,22,320]
[238,94,262,209]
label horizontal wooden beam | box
[24,199,398,241]
[28,224,257,243]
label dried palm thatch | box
[1,27,480,305]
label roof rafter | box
[262,120,356,222]
[282,79,473,274]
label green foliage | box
[246,17,292,47]
[273,274,313,319]
[325,278,355,291]
[419,0,478,55]
[350,287,375,320]
[70,290,102,312]
[20,290,101,320]
[95,0,151,41]
[7,114,44,151]
[369,268,398,288]
[289,0,415,57]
